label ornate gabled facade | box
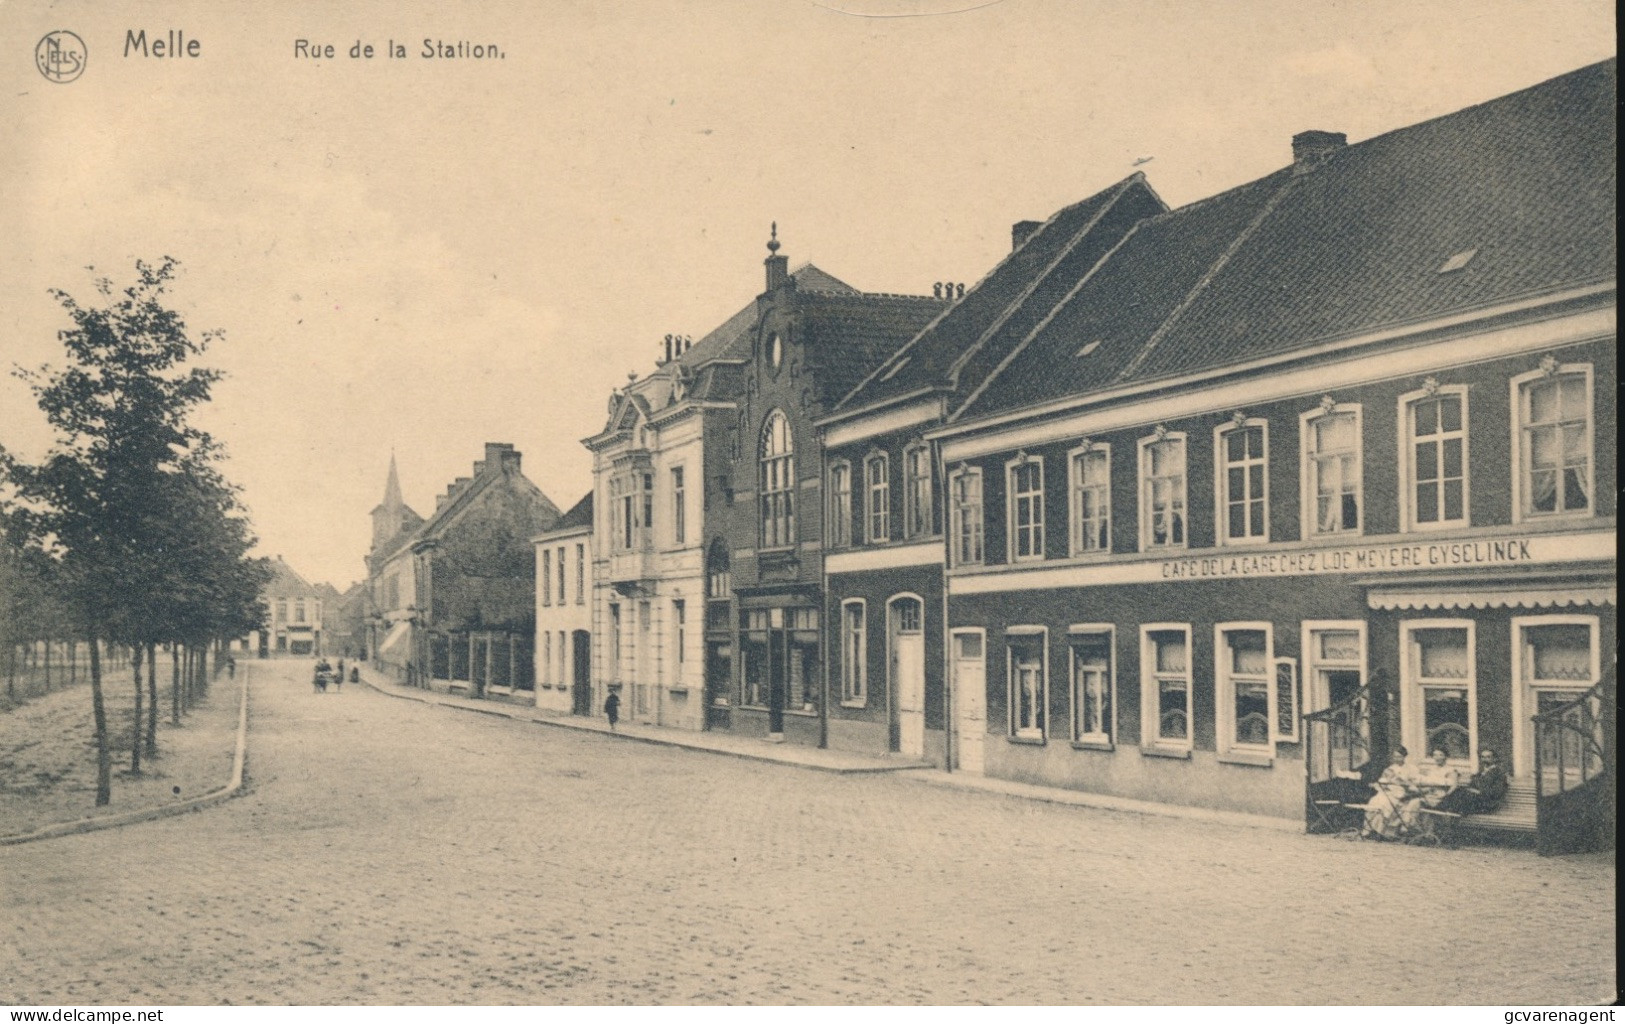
[581,236,946,738]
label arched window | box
[760,410,796,548]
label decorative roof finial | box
[767,222,780,254]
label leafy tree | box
[0,257,230,804]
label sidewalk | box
[354,666,930,774]
[354,665,1304,833]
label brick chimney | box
[1012,220,1043,250]
[483,442,520,473]
[1292,130,1346,173]
[764,222,788,291]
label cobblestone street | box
[2,660,1614,1005]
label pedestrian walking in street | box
[350,666,360,685]
[226,655,236,679]
[604,690,620,730]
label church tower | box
[369,452,422,555]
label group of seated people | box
[1361,745,1509,840]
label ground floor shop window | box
[1403,621,1475,765]
[1217,624,1273,756]
[841,600,867,704]
[1068,629,1112,746]
[741,607,820,710]
[1007,629,1047,740]
[1141,625,1191,752]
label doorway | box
[571,629,592,716]
[951,629,986,773]
[889,595,925,758]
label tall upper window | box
[575,543,585,604]
[841,599,867,704]
[557,545,566,604]
[865,453,890,543]
[295,599,306,624]
[949,467,984,567]
[904,443,933,539]
[1216,421,1267,543]
[541,549,552,606]
[1139,433,1186,550]
[1515,366,1592,520]
[671,466,686,544]
[828,460,852,548]
[1007,454,1045,562]
[1142,626,1191,752]
[1302,404,1362,537]
[760,411,796,548]
[1402,386,1468,530]
[1069,444,1110,555]
[611,473,647,551]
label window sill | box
[1141,745,1191,760]
[1217,750,1274,768]
[738,705,819,718]
[667,686,689,695]
[1071,739,1114,752]
[840,699,868,709]
[1007,734,1046,746]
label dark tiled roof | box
[958,58,1617,420]
[548,492,593,533]
[838,174,1166,413]
[797,291,950,405]
[674,263,855,373]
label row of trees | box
[0,257,271,805]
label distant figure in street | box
[604,690,620,730]
[350,666,360,684]
[313,665,327,694]
[226,655,236,679]
[337,658,345,680]
[332,668,342,692]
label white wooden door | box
[952,629,986,774]
[892,598,926,758]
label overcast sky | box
[1,0,1613,589]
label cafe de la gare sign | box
[950,529,1615,594]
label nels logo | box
[36,30,87,83]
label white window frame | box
[1400,619,1478,768]
[760,410,796,549]
[904,442,934,539]
[575,544,586,605]
[1398,385,1470,532]
[1140,623,1193,754]
[1510,364,1595,524]
[1509,614,1600,779]
[671,465,687,545]
[1213,419,1270,546]
[1067,624,1115,748]
[1138,432,1188,552]
[1067,442,1112,556]
[541,550,552,606]
[1005,453,1046,563]
[840,598,867,706]
[948,465,984,567]
[1214,622,1275,762]
[1300,403,1364,539]
[1006,626,1049,741]
[542,630,552,686]
[557,545,566,606]
[864,451,890,544]
[828,459,853,548]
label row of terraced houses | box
[411,60,1615,851]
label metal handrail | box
[1533,665,1614,799]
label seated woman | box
[1363,746,1419,839]
[1415,748,1467,805]
[1433,747,1510,815]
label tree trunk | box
[171,644,181,726]
[89,634,111,806]
[145,642,158,760]
[130,649,143,774]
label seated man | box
[1432,747,1509,815]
